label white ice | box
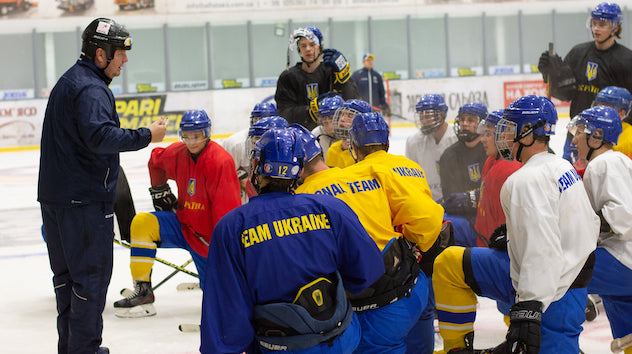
[0,118,614,353]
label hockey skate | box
[433,332,503,354]
[114,281,156,318]
[585,294,601,321]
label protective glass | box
[179,129,209,144]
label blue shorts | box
[469,247,587,354]
[587,247,632,339]
[152,211,207,287]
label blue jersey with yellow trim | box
[200,191,383,354]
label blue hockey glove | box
[488,223,507,252]
[149,184,177,212]
[322,48,351,84]
[443,190,478,216]
[506,301,542,354]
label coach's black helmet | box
[82,18,132,62]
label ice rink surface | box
[0,118,615,353]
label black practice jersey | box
[438,140,487,198]
[563,41,632,117]
[275,62,358,130]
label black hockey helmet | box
[81,18,132,62]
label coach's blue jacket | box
[38,56,151,206]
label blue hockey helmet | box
[455,102,487,142]
[333,99,372,140]
[179,110,211,142]
[415,94,448,135]
[248,116,289,138]
[594,86,632,114]
[250,102,278,126]
[289,26,323,51]
[318,94,344,119]
[477,109,504,134]
[571,106,622,144]
[349,111,390,148]
[252,128,303,181]
[495,95,557,161]
[591,2,622,28]
[288,124,322,163]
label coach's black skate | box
[114,281,156,318]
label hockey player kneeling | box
[199,128,383,353]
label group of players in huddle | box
[108,2,632,354]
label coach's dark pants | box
[41,202,114,354]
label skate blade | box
[114,303,157,318]
[176,282,200,291]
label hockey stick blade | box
[611,332,632,353]
[176,282,201,291]
[179,323,200,332]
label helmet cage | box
[494,118,518,161]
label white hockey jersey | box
[583,150,632,270]
[501,151,599,311]
[404,125,457,201]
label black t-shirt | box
[563,41,632,117]
[274,62,359,130]
[438,140,487,198]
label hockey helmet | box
[594,86,632,115]
[332,99,372,140]
[82,18,132,62]
[288,124,322,163]
[349,111,390,148]
[415,94,448,135]
[455,102,487,142]
[250,102,278,126]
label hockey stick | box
[371,105,414,122]
[546,42,553,99]
[612,332,632,353]
[113,238,199,278]
[120,257,196,297]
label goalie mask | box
[495,95,557,162]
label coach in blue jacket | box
[38,18,167,354]
[351,53,389,114]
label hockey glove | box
[488,223,507,252]
[443,190,478,216]
[309,96,319,123]
[322,48,351,84]
[506,301,542,354]
[149,184,178,212]
[537,51,563,83]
